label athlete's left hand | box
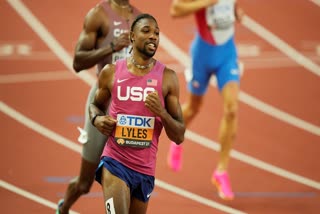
[145,91,165,116]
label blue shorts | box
[188,33,240,95]
[95,156,155,202]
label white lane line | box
[0,71,77,83]
[237,90,320,137]
[310,0,320,6]
[160,33,320,136]
[0,180,79,214]
[8,0,320,137]
[185,130,320,190]
[6,0,95,86]
[0,51,66,60]
[0,101,246,214]
[1,100,319,190]
[155,180,245,214]
[0,101,82,153]
[6,0,320,187]
[242,15,320,76]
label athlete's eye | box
[141,27,150,33]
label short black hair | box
[130,13,157,32]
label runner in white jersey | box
[167,0,244,200]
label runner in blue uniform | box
[167,0,244,200]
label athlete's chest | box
[205,0,235,29]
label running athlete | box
[167,0,244,200]
[56,1,140,213]
[90,13,185,213]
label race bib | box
[206,1,235,30]
[114,114,155,148]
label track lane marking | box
[0,101,246,214]
[160,33,320,136]
[0,180,79,214]
[185,130,320,190]
[0,71,77,83]
[6,0,95,86]
[1,101,319,190]
[310,0,320,6]
[5,0,320,187]
[7,0,320,137]
[241,16,320,76]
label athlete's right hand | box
[111,32,131,52]
[94,115,117,136]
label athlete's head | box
[130,13,159,58]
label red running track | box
[1,0,320,213]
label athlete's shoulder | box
[101,63,116,75]
[85,2,109,22]
[163,66,179,86]
[82,3,110,33]
[98,63,116,88]
[164,66,175,74]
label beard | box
[137,44,156,58]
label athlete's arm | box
[235,1,245,23]
[145,68,185,144]
[89,64,117,136]
[73,5,112,72]
[170,0,218,17]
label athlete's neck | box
[111,0,130,9]
[110,0,132,20]
[131,57,154,70]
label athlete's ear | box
[129,31,134,43]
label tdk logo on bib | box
[118,115,154,128]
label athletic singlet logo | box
[113,21,122,26]
[111,28,130,63]
[117,86,155,101]
[231,69,239,75]
[117,78,130,83]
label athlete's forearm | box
[161,111,185,144]
[73,44,114,72]
[170,0,218,17]
[235,2,245,23]
[89,103,105,125]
